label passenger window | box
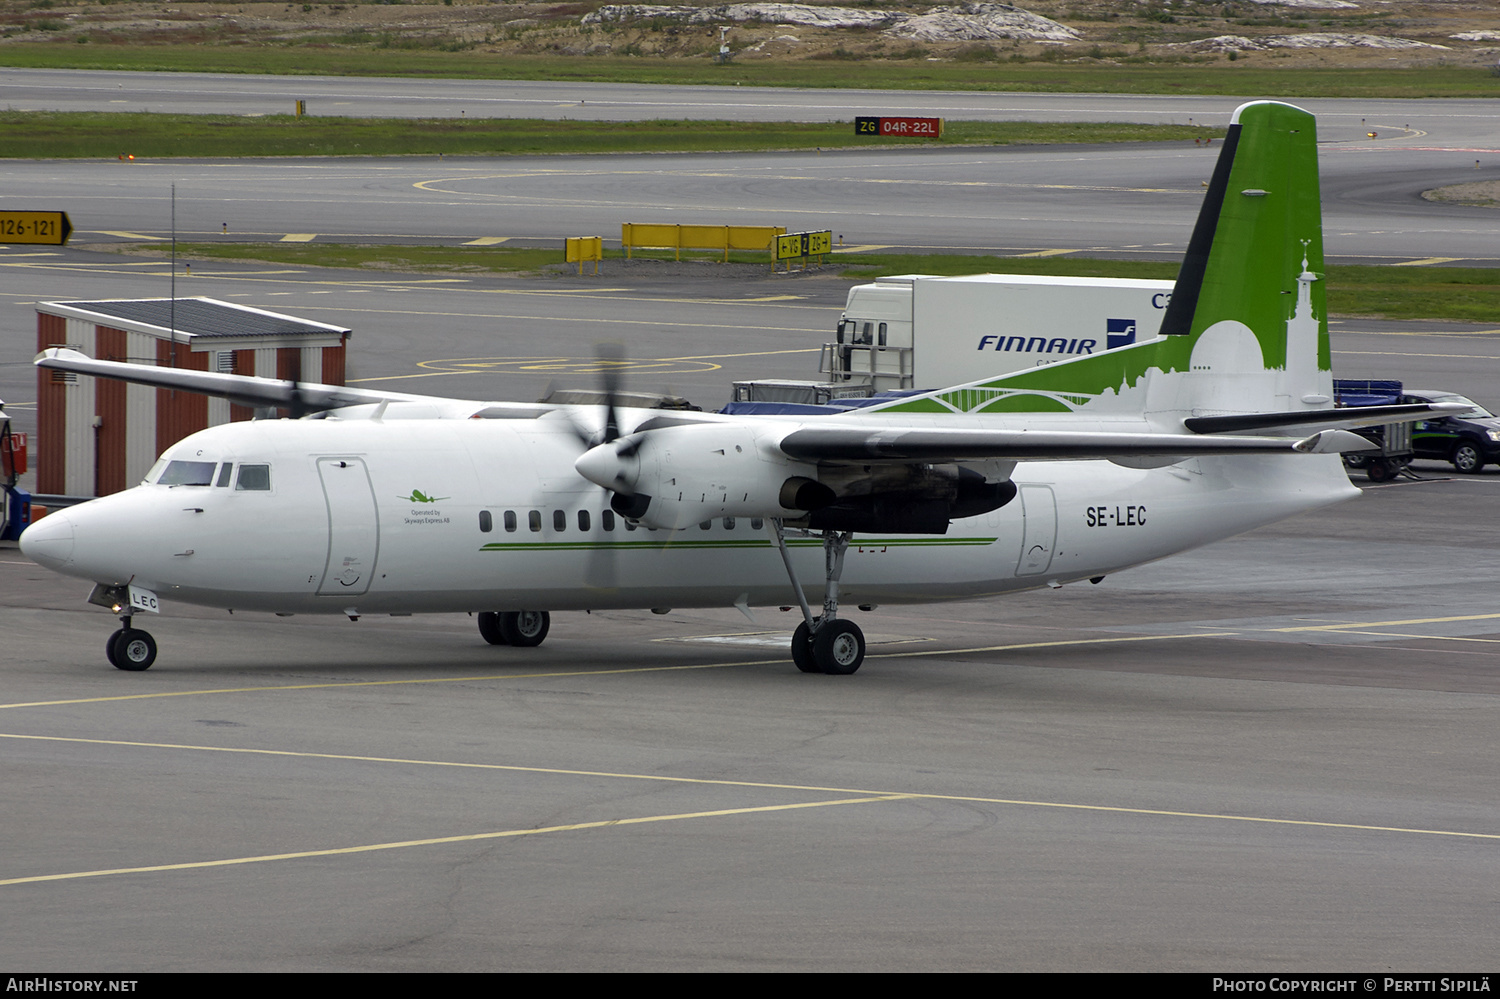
[504,510,517,532]
[553,510,566,532]
[751,518,764,531]
[578,510,590,532]
[700,520,711,531]
[479,510,493,533]
[528,510,541,532]
[723,517,735,530]
[235,464,271,491]
[159,460,217,486]
[215,463,234,488]
[602,510,615,532]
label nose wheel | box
[106,619,157,671]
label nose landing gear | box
[106,616,157,671]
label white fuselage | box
[21,414,1358,617]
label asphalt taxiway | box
[2,251,1499,970]
[2,81,1498,967]
[3,467,1499,971]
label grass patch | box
[0,44,1493,98]
[0,111,1221,158]
[836,254,1182,281]
[156,242,566,273]
[122,243,1500,323]
[837,254,1500,323]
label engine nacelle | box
[576,422,821,530]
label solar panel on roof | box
[53,298,349,339]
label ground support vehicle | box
[1334,380,1413,482]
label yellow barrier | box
[621,223,786,262]
[565,236,603,275]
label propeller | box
[563,345,653,588]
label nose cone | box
[19,511,74,571]
[575,442,635,494]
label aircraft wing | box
[1183,403,1472,435]
[35,347,452,411]
[776,425,1370,462]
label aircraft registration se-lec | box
[19,101,1468,675]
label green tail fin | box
[873,100,1331,419]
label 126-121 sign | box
[855,116,943,138]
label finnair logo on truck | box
[976,335,1099,356]
[976,318,1140,357]
[1106,318,1137,350]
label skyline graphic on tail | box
[869,100,1331,423]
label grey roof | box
[46,297,350,340]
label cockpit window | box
[157,460,217,486]
[215,463,234,488]
[235,464,271,491]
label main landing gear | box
[106,616,157,671]
[770,521,865,675]
[477,610,551,648]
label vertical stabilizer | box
[870,100,1332,421]
[1157,99,1331,411]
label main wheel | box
[812,619,865,675]
[790,621,819,673]
[114,628,156,671]
[499,610,550,647]
[477,611,509,646]
[1453,442,1483,474]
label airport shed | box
[35,297,351,497]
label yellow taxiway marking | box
[1392,257,1466,267]
[5,730,1499,877]
[1271,611,1500,633]
[0,794,912,887]
[0,660,777,711]
[1320,632,1500,644]
[349,345,823,382]
[462,236,509,246]
[95,231,166,241]
[0,631,1234,712]
[1013,248,1083,258]
[1336,330,1500,339]
[279,233,318,243]
[1335,349,1500,360]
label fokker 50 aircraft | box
[20,101,1466,674]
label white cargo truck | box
[826,273,1177,392]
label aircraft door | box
[1016,485,1056,576]
[317,457,379,596]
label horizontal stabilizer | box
[1185,402,1473,435]
[35,347,445,412]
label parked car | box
[1403,390,1500,473]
